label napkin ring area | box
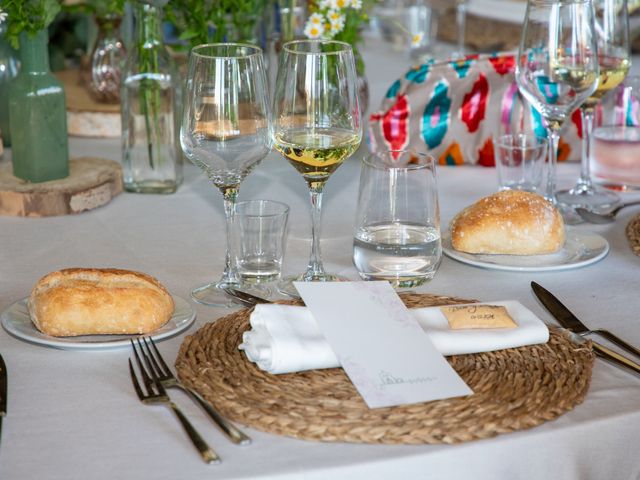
[176,293,594,445]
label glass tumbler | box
[234,200,290,284]
[495,134,547,192]
[353,150,441,288]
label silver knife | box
[0,353,6,445]
[532,282,640,376]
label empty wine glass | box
[516,0,599,223]
[556,0,630,211]
[272,40,362,296]
[181,44,272,307]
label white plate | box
[0,295,195,350]
[442,229,609,272]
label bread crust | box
[28,268,175,337]
[450,190,565,255]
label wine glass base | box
[556,187,620,211]
[191,282,245,308]
[276,273,349,299]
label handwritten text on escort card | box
[294,282,473,408]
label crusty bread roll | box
[450,190,565,255]
[28,268,175,337]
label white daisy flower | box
[329,19,345,35]
[329,0,350,9]
[304,20,325,39]
[318,0,332,8]
[350,0,362,9]
[327,10,343,22]
[308,13,324,26]
[0,9,8,24]
[411,32,424,47]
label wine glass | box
[516,0,599,223]
[455,0,468,58]
[273,40,362,296]
[556,0,630,211]
[181,44,272,307]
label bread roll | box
[450,190,565,255]
[28,268,175,337]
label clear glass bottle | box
[121,1,182,194]
[87,13,126,104]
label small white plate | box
[442,229,609,272]
[1,295,195,350]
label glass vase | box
[0,24,20,147]
[121,2,182,194]
[9,30,69,183]
[87,13,126,104]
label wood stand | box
[0,157,123,217]
[56,70,121,138]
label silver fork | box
[136,337,251,445]
[129,342,220,464]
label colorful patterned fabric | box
[369,53,583,166]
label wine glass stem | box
[456,1,467,57]
[546,126,561,203]
[577,106,595,190]
[220,187,240,286]
[305,185,326,280]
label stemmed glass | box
[556,0,630,211]
[516,0,599,223]
[273,40,362,295]
[181,44,272,307]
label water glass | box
[353,150,441,288]
[495,134,547,192]
[234,200,290,283]
[592,126,640,191]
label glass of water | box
[353,150,441,288]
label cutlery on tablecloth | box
[134,337,251,446]
[0,354,6,445]
[575,200,640,224]
[223,287,272,307]
[129,341,220,464]
[532,282,640,376]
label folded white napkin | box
[239,301,549,374]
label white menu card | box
[294,282,473,408]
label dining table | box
[0,32,639,480]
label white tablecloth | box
[0,35,639,480]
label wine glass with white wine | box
[181,44,272,307]
[516,0,600,223]
[556,0,630,213]
[273,40,362,296]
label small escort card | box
[294,281,473,408]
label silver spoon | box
[575,200,640,224]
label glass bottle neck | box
[19,30,50,73]
[136,3,163,48]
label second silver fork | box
[135,338,251,445]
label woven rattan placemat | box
[176,293,594,445]
[626,213,640,256]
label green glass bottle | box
[9,30,69,183]
[0,23,20,147]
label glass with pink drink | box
[592,126,640,191]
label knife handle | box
[591,329,640,359]
[592,341,640,376]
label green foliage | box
[165,0,270,49]
[83,0,126,17]
[1,0,62,49]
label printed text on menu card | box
[294,282,473,408]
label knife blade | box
[532,282,640,359]
[0,353,6,445]
[532,282,640,376]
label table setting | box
[0,0,640,479]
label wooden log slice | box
[0,157,123,217]
[56,70,121,139]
